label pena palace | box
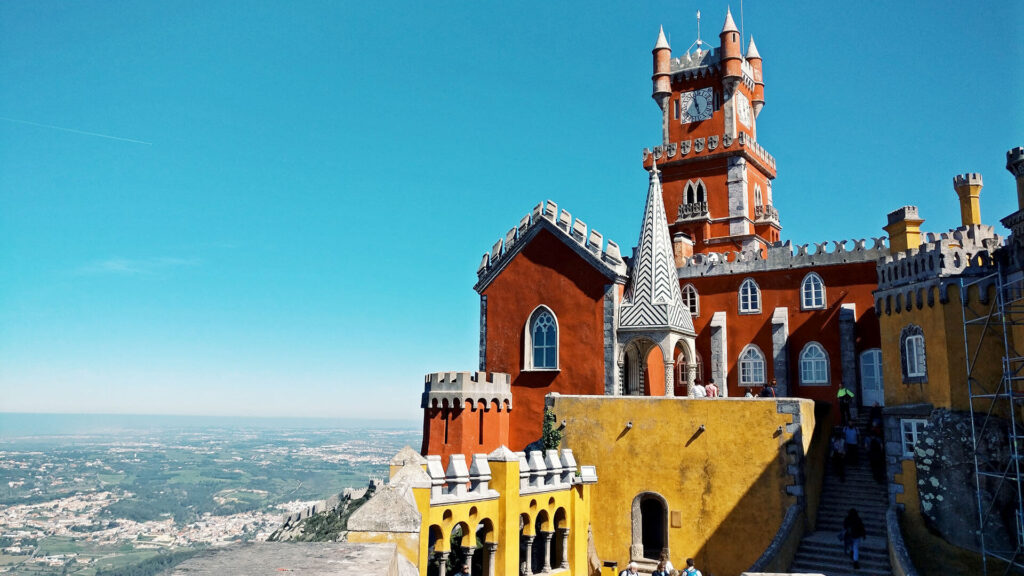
[421,9,885,462]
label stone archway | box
[631,492,669,561]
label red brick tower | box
[420,371,512,467]
[646,9,780,256]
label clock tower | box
[645,9,779,256]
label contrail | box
[0,116,152,145]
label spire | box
[619,165,695,334]
[746,36,761,59]
[654,25,671,50]
[721,7,739,34]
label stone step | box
[791,554,893,573]
[795,544,890,564]
[790,560,892,576]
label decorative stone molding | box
[876,224,1001,292]
[475,199,628,293]
[677,200,709,222]
[678,237,888,279]
[421,371,512,411]
[754,204,779,225]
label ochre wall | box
[685,261,880,419]
[549,395,815,576]
[880,284,1003,412]
[483,229,612,450]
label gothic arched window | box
[525,306,558,370]
[799,342,829,385]
[801,272,826,310]
[900,325,926,383]
[739,346,766,386]
[754,184,763,207]
[681,284,699,316]
[739,278,761,314]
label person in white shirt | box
[692,382,707,397]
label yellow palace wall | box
[548,394,817,576]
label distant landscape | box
[0,413,421,575]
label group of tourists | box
[690,378,719,398]
[619,552,704,576]
[740,379,778,398]
[830,388,886,485]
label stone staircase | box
[790,421,892,576]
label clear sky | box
[1,1,1021,420]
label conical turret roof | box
[619,163,695,335]
[746,36,761,59]
[654,26,670,50]
[721,7,739,34]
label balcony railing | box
[677,201,709,222]
[755,204,779,225]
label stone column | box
[839,304,858,417]
[485,543,498,576]
[687,364,697,397]
[540,530,554,572]
[436,551,449,576]
[664,360,675,397]
[520,535,533,576]
[460,547,474,573]
[556,527,570,569]
[771,307,790,396]
[710,312,728,397]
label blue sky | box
[1,1,1021,420]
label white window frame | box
[800,272,826,310]
[905,334,926,377]
[901,418,928,458]
[738,278,761,314]
[681,284,700,317]
[524,306,559,371]
[799,342,829,385]
[860,348,884,393]
[753,184,763,207]
[739,345,766,386]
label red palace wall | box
[420,400,510,469]
[685,260,880,420]
[481,229,612,451]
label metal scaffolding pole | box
[961,268,1024,574]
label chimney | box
[953,173,983,227]
[884,206,924,255]
[1008,147,1024,210]
[673,233,694,267]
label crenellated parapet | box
[677,237,889,279]
[644,130,776,171]
[422,448,596,505]
[876,225,1003,292]
[874,224,1004,314]
[474,200,628,293]
[421,371,512,411]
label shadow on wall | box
[549,395,821,576]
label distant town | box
[0,421,420,575]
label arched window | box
[695,181,705,203]
[799,342,829,385]
[525,307,558,370]
[900,325,926,383]
[754,184,763,207]
[685,181,695,204]
[683,180,706,204]
[681,284,699,316]
[739,346,766,386]
[739,278,761,314]
[801,272,826,310]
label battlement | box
[887,206,921,226]
[422,371,512,410]
[669,47,719,76]
[953,173,983,189]
[474,200,627,293]
[1008,147,1024,176]
[677,237,889,279]
[422,448,596,505]
[644,130,775,171]
[876,224,1003,292]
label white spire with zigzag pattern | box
[619,162,695,334]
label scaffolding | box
[961,267,1024,574]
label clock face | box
[680,88,714,124]
[736,92,752,127]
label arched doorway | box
[621,339,665,396]
[631,492,669,561]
